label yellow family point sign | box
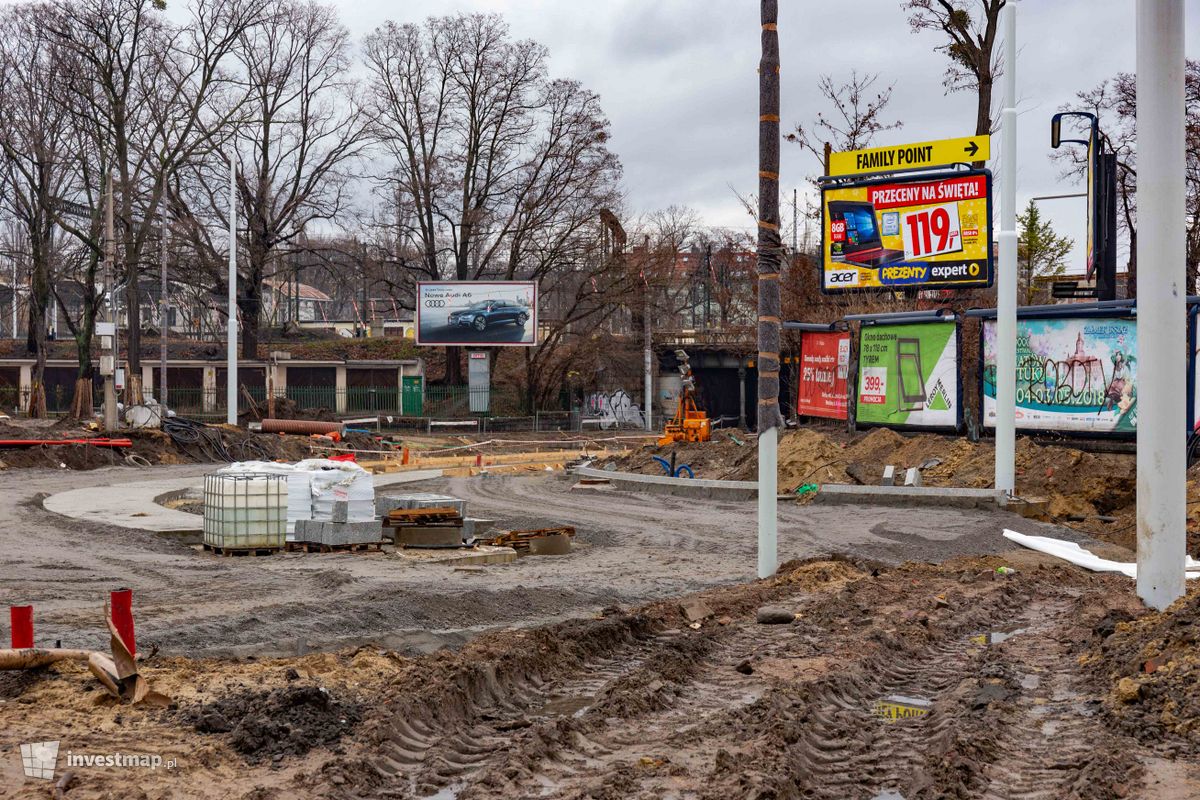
[830,135,991,177]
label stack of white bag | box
[218,459,375,540]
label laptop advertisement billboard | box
[822,171,993,292]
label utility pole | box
[227,152,238,426]
[994,0,1017,496]
[643,290,652,431]
[756,0,782,579]
[102,172,118,430]
[159,175,168,411]
[1135,0,1186,610]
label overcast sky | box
[8,0,1195,271]
[338,0,1198,273]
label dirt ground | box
[602,425,1178,553]
[3,430,1199,797]
[4,555,1200,799]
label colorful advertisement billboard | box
[797,330,850,419]
[416,281,537,347]
[822,171,992,292]
[982,317,1136,434]
[855,321,959,430]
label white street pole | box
[227,152,238,426]
[643,293,652,431]
[994,0,1017,496]
[757,422,777,579]
[1135,0,1186,610]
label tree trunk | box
[239,270,263,360]
[974,77,993,168]
[756,0,783,433]
[445,346,463,384]
[1127,228,1138,299]
[26,247,49,419]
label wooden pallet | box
[480,526,576,552]
[284,540,387,554]
[385,507,463,526]
[202,542,281,557]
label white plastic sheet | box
[218,459,375,537]
[1002,529,1200,580]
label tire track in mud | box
[346,566,1144,800]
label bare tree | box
[786,71,903,172]
[0,3,78,416]
[49,0,267,402]
[1053,62,1200,296]
[176,0,368,358]
[366,12,621,386]
[904,0,1003,152]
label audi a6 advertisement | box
[416,281,538,346]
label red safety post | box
[109,589,135,656]
[401,447,409,465]
[10,606,33,649]
[475,453,482,467]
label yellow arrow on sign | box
[829,135,991,177]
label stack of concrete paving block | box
[295,504,383,546]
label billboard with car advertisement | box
[855,321,960,430]
[822,170,992,292]
[797,330,850,419]
[416,281,537,347]
[982,317,1137,435]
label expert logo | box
[929,262,983,281]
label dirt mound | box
[189,683,361,762]
[1085,583,1200,755]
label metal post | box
[757,424,778,578]
[738,364,746,429]
[227,152,238,426]
[159,176,168,410]
[103,173,117,431]
[643,292,652,431]
[1135,0,1186,610]
[994,0,1018,495]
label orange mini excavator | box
[658,349,712,446]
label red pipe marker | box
[110,589,136,656]
[10,605,33,649]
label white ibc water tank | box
[203,473,286,551]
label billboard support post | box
[1135,0,1186,611]
[994,0,1017,495]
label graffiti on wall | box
[584,389,645,429]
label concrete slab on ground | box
[814,484,1006,509]
[44,467,447,534]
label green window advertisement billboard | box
[855,320,960,430]
[982,317,1136,435]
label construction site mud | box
[4,554,1199,798]
[2,441,1199,796]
